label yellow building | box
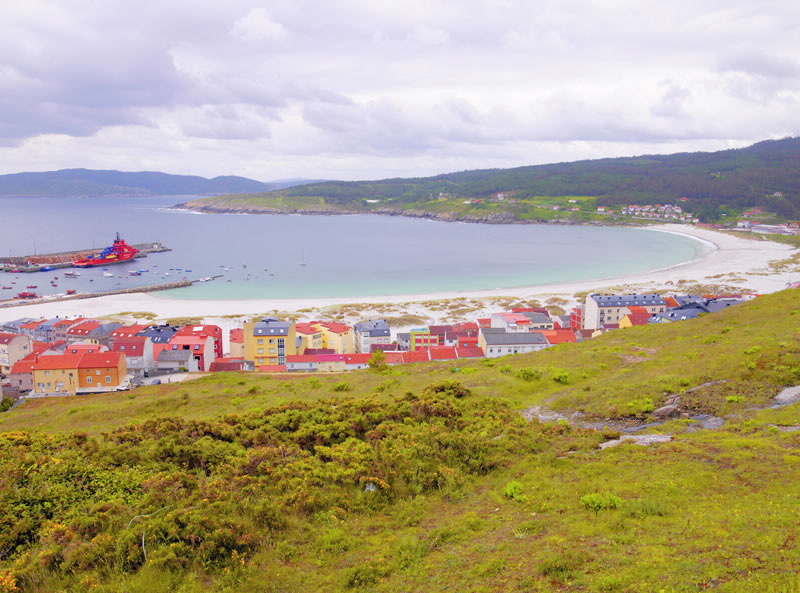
[295,323,324,354]
[31,354,83,395]
[244,317,296,368]
[311,321,355,354]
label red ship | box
[73,234,139,268]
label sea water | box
[0,196,713,300]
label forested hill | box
[0,169,317,198]
[270,137,800,219]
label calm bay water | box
[0,196,713,300]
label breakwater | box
[0,280,191,309]
[0,242,171,273]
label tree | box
[368,349,387,373]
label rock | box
[600,434,674,449]
[652,404,681,419]
[775,386,800,406]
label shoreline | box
[0,224,796,342]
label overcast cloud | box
[0,0,798,180]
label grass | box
[4,289,800,591]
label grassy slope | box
[2,290,800,592]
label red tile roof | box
[539,329,577,344]
[230,328,244,343]
[110,324,149,338]
[21,320,46,331]
[0,332,24,345]
[67,344,108,354]
[32,354,84,371]
[67,321,101,335]
[624,313,652,326]
[345,353,372,364]
[402,350,430,363]
[286,355,319,363]
[456,347,485,358]
[429,347,458,360]
[111,337,147,354]
[258,365,287,373]
[11,359,36,374]
[295,323,322,335]
[312,321,352,334]
[384,352,405,364]
[210,361,245,372]
[77,352,123,369]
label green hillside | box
[184,137,800,222]
[3,289,800,591]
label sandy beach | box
[1,224,797,343]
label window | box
[194,345,200,351]
[106,376,112,383]
[96,370,101,375]
[257,348,264,354]
[87,377,93,383]
[269,348,275,354]
[44,370,50,376]
[257,339,264,344]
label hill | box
[2,289,800,590]
[0,169,319,198]
[183,137,800,222]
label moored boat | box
[73,233,139,267]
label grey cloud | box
[718,51,800,80]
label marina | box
[0,240,170,273]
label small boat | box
[129,270,142,276]
[64,270,80,277]
[66,289,77,295]
[40,266,56,272]
[26,285,37,289]
[103,272,114,278]
[15,291,38,299]
[1,286,11,290]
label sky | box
[1,0,799,182]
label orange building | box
[77,352,128,393]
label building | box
[77,352,129,393]
[295,323,325,353]
[479,329,549,358]
[174,325,224,361]
[31,354,83,395]
[583,294,667,330]
[111,336,154,377]
[167,335,216,371]
[229,328,244,357]
[354,319,391,353]
[244,317,296,368]
[0,332,33,374]
[310,321,355,353]
[156,349,200,373]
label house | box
[19,319,47,338]
[409,328,443,351]
[111,336,154,377]
[31,354,83,395]
[619,313,652,328]
[109,324,149,345]
[296,323,325,353]
[174,325,224,360]
[583,294,667,330]
[9,357,36,393]
[0,332,33,374]
[209,357,245,372]
[156,349,200,373]
[244,317,296,368]
[77,352,129,393]
[344,353,372,371]
[286,354,319,372]
[138,324,181,361]
[66,320,102,344]
[167,334,216,371]
[229,328,244,357]
[479,329,549,358]
[456,346,485,359]
[317,354,346,373]
[354,319,391,353]
[429,347,458,361]
[0,318,35,335]
[310,321,355,353]
[33,318,63,343]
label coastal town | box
[0,290,758,402]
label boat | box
[103,272,114,278]
[72,233,139,268]
[1,286,11,289]
[64,270,81,277]
[15,291,38,299]
[129,270,142,276]
[26,285,37,289]
[66,289,77,295]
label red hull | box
[73,235,139,268]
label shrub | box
[516,368,542,381]
[422,380,471,399]
[332,382,351,392]
[580,493,624,517]
[503,480,528,503]
[552,369,571,384]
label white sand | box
[1,224,797,340]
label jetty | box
[0,279,192,309]
[0,242,170,273]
